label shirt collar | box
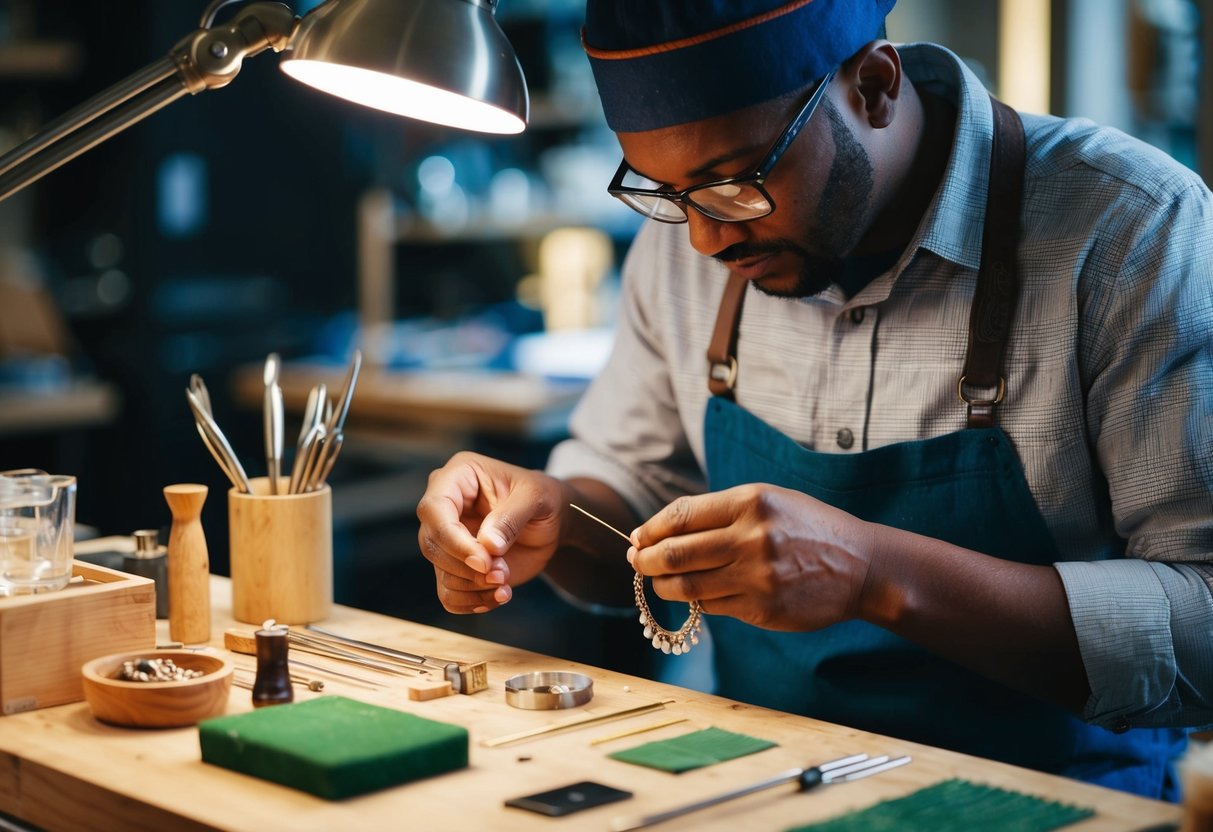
[897,42,995,274]
[821,42,997,310]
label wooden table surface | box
[0,576,1182,832]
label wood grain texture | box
[80,649,233,728]
[0,561,155,714]
[0,575,1185,832]
[164,484,211,644]
[229,478,332,626]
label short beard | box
[749,98,876,299]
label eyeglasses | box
[608,71,835,224]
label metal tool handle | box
[186,388,251,492]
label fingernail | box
[473,605,490,614]
[494,585,512,604]
[467,555,490,574]
[487,570,505,585]
[626,549,636,566]
[482,528,506,551]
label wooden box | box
[0,560,156,715]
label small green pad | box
[607,726,777,773]
[784,778,1095,832]
[198,695,468,800]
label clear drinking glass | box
[0,469,77,596]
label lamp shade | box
[281,0,528,134]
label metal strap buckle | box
[956,374,1006,405]
[709,356,738,390]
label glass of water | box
[0,469,77,596]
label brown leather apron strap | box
[705,97,1026,426]
[960,97,1026,428]
[706,271,749,399]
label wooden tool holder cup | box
[228,477,332,625]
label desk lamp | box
[0,0,529,202]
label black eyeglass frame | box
[608,70,836,224]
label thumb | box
[477,486,543,555]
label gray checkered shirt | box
[547,43,1213,730]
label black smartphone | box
[504,780,633,817]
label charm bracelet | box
[569,504,702,655]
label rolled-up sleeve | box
[1063,178,1213,730]
[1056,560,1213,729]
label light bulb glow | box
[281,60,525,134]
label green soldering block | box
[198,695,469,800]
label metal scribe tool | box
[609,752,912,831]
[304,624,488,694]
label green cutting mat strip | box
[785,778,1095,832]
[607,726,777,773]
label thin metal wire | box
[569,503,703,655]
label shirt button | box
[836,428,854,449]
[849,307,865,324]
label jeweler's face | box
[616,91,877,298]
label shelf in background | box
[0,380,120,435]
[0,40,82,80]
[232,361,585,441]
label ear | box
[841,41,901,129]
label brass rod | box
[569,503,634,545]
[589,717,689,746]
[481,699,675,748]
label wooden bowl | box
[81,649,234,728]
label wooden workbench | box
[0,577,1183,831]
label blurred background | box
[0,0,1208,676]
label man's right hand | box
[415,451,566,614]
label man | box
[416,0,1213,799]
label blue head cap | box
[583,0,896,132]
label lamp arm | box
[0,1,298,203]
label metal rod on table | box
[481,699,676,748]
[589,717,689,746]
[300,625,486,693]
[304,624,442,667]
[609,753,912,832]
[286,658,380,690]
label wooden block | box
[407,679,453,701]
[0,560,156,714]
[223,628,257,655]
[459,661,489,694]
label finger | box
[633,491,739,548]
[631,525,739,578]
[458,515,509,584]
[417,519,495,582]
[477,479,558,555]
[434,567,514,614]
[692,592,745,619]
[649,564,736,604]
[417,461,497,576]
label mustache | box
[714,242,791,264]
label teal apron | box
[698,100,1186,799]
